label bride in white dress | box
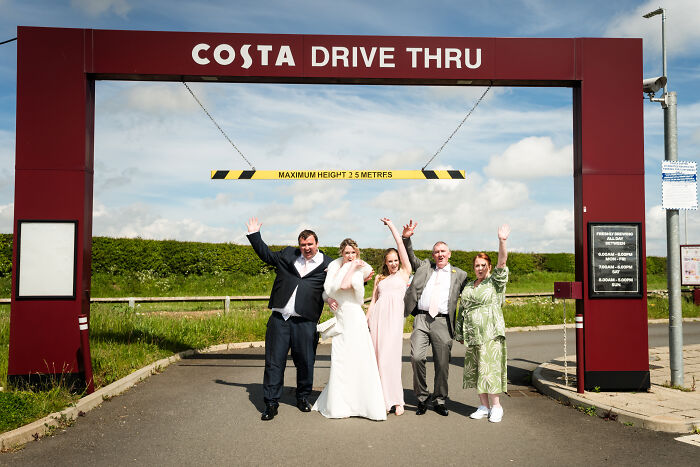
[312,238,387,421]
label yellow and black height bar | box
[210,170,466,180]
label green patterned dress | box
[456,267,508,394]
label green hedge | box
[0,233,666,278]
[0,234,11,277]
[90,237,276,276]
[646,256,666,275]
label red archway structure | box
[10,27,649,391]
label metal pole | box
[664,91,684,386]
[645,6,684,387]
[661,9,667,96]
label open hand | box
[498,224,511,241]
[328,298,339,312]
[402,219,417,238]
[246,217,262,233]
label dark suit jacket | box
[403,237,469,337]
[247,231,333,322]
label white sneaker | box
[469,405,490,420]
[488,406,503,423]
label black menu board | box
[588,223,643,298]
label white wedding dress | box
[312,258,387,421]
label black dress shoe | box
[296,398,312,412]
[261,404,278,421]
[415,402,428,415]
[434,404,449,416]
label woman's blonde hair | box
[339,238,360,257]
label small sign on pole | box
[662,161,697,210]
[681,244,700,287]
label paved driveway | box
[3,324,699,466]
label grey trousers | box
[410,313,453,405]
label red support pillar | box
[573,38,650,391]
[8,27,94,388]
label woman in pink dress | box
[366,218,412,415]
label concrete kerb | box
[0,341,265,451]
[532,364,699,433]
[529,318,700,434]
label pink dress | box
[368,272,407,411]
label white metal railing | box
[0,290,682,308]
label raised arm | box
[245,217,281,266]
[401,219,423,270]
[496,224,510,269]
[382,218,412,277]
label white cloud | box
[642,204,700,256]
[94,166,140,195]
[201,193,236,208]
[92,201,233,242]
[371,173,531,239]
[373,149,426,170]
[102,83,200,115]
[288,182,348,212]
[542,209,574,238]
[605,0,700,59]
[505,205,574,253]
[0,202,12,233]
[483,136,572,179]
[71,0,131,17]
[645,204,666,241]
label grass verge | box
[0,386,78,434]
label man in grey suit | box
[402,220,468,416]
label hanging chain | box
[422,84,492,171]
[182,81,255,170]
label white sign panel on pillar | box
[662,161,698,210]
[16,220,78,299]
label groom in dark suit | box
[402,220,468,416]
[246,217,335,421]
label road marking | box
[675,434,700,447]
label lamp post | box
[644,7,683,386]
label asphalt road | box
[3,322,699,466]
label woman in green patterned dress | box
[455,224,510,423]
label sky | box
[0,0,698,255]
